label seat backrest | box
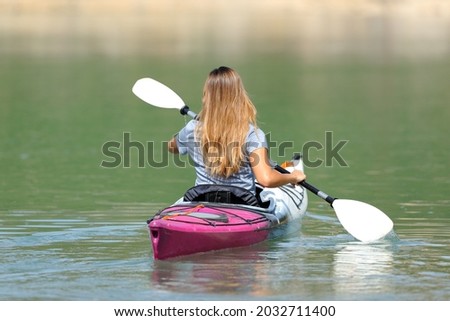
[183,184,260,207]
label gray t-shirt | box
[175,119,268,193]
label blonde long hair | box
[196,66,258,178]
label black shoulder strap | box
[183,184,260,207]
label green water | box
[1,56,449,300]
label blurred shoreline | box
[0,0,449,60]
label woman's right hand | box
[290,169,306,185]
[251,148,306,188]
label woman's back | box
[168,66,306,193]
[175,119,267,193]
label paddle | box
[132,77,394,242]
[132,77,197,119]
[274,164,393,242]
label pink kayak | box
[147,157,308,260]
[149,203,276,259]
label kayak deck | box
[148,203,282,260]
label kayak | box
[147,155,308,260]
[134,77,395,246]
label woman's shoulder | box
[181,119,198,131]
[248,124,265,136]
[246,124,266,142]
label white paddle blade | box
[332,199,394,243]
[132,78,185,109]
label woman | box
[168,66,305,195]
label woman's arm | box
[250,147,306,187]
[168,137,179,154]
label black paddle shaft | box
[275,165,336,206]
[180,106,198,119]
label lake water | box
[1,55,449,301]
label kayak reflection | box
[150,243,277,297]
